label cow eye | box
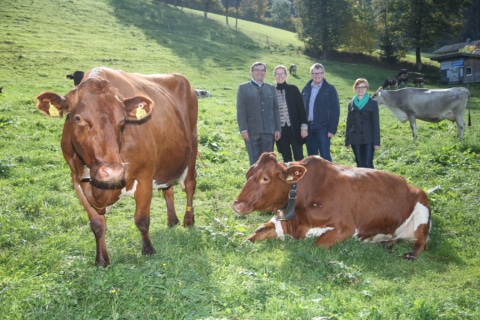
[74,115,82,122]
[261,176,270,183]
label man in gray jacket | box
[237,62,281,165]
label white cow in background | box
[372,87,470,139]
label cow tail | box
[468,90,472,127]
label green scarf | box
[353,93,369,110]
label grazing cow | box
[382,79,398,90]
[232,152,431,260]
[195,89,211,98]
[413,77,424,88]
[396,68,408,78]
[0,87,3,94]
[36,66,198,266]
[289,64,297,75]
[373,87,470,139]
[397,74,408,87]
[66,70,85,86]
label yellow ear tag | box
[49,103,60,117]
[136,103,147,119]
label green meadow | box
[1,0,479,319]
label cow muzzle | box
[90,162,125,188]
[231,200,253,215]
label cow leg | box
[89,214,110,267]
[313,228,350,248]
[72,181,110,267]
[161,186,180,227]
[404,223,430,260]
[182,146,198,227]
[134,187,156,255]
[455,116,465,139]
[408,116,418,139]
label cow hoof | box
[95,257,110,268]
[403,253,417,261]
[167,219,180,228]
[382,241,395,251]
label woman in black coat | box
[345,78,380,168]
[273,65,308,162]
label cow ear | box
[36,92,67,117]
[124,96,154,121]
[282,165,307,183]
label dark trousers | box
[276,125,304,163]
[306,126,332,162]
[245,133,275,165]
[351,143,375,168]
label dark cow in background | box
[413,77,424,88]
[382,79,398,90]
[195,89,211,98]
[37,66,198,266]
[289,64,297,75]
[396,69,408,88]
[373,87,470,139]
[66,70,85,86]
[0,87,3,94]
[232,153,431,260]
[396,68,408,78]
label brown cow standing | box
[36,67,198,266]
[232,153,431,260]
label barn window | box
[466,66,473,76]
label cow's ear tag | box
[49,103,60,117]
[286,175,293,181]
[135,103,147,119]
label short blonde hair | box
[353,78,369,91]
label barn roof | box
[433,39,480,55]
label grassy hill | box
[1,0,479,319]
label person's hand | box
[275,131,281,141]
[345,145,350,149]
[374,145,380,150]
[241,131,249,141]
[301,129,308,139]
[327,132,335,139]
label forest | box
[164,0,480,69]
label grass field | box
[1,0,479,319]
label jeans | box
[306,126,332,162]
[351,143,375,168]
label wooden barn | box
[430,39,480,84]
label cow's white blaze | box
[358,201,429,243]
[305,226,334,238]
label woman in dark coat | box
[273,65,308,162]
[345,78,381,168]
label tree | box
[395,0,470,70]
[461,0,480,41]
[239,0,269,22]
[293,0,354,58]
[372,0,408,64]
[271,0,292,30]
[339,0,377,54]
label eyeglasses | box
[274,73,286,76]
[311,72,324,76]
[253,69,266,72]
[355,86,368,89]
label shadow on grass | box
[108,0,259,72]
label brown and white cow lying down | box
[232,153,431,260]
[37,67,198,266]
